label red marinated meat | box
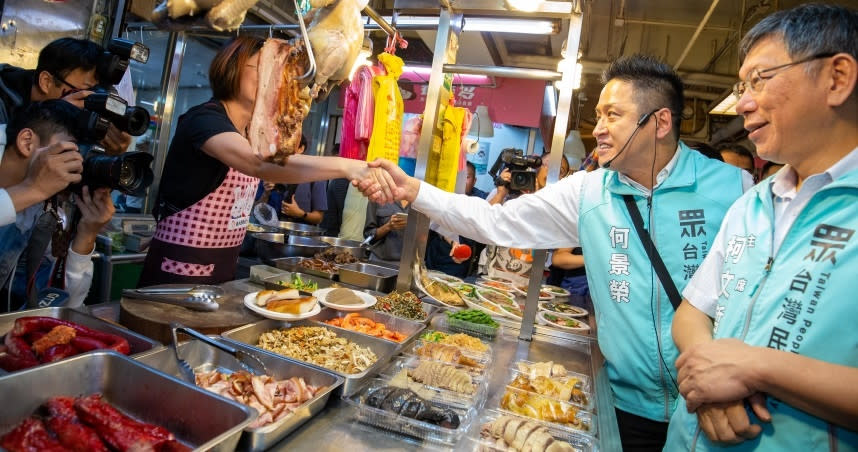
[10,317,131,355]
[0,417,67,452]
[0,352,39,371]
[75,394,174,451]
[4,335,36,361]
[70,336,107,352]
[41,344,77,363]
[45,397,108,452]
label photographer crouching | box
[0,100,115,312]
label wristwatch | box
[300,211,308,220]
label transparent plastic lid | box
[346,378,474,445]
[499,386,596,436]
[378,356,489,409]
[408,339,492,373]
[506,366,593,410]
[470,408,597,452]
[418,330,493,359]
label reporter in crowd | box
[0,100,114,311]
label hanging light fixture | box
[471,105,494,138]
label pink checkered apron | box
[138,168,259,286]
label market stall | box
[0,1,621,450]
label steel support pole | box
[145,32,185,213]
[519,10,583,341]
[395,9,460,291]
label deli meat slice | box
[247,38,313,165]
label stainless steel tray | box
[270,257,337,280]
[0,350,255,451]
[337,262,398,292]
[309,307,426,349]
[221,319,398,396]
[0,307,161,375]
[135,337,344,451]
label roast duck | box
[153,0,367,164]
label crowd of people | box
[0,4,855,451]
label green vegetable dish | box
[447,309,499,328]
[276,273,319,292]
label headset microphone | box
[601,110,658,169]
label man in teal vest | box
[359,55,752,451]
[667,4,858,451]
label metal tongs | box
[122,285,223,312]
[170,323,269,384]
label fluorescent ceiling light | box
[710,95,738,115]
[384,15,557,35]
[505,0,574,14]
[401,65,493,85]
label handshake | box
[351,158,421,206]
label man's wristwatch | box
[300,211,308,220]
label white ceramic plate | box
[475,279,515,294]
[463,296,509,320]
[476,288,521,318]
[542,284,571,298]
[413,273,466,310]
[243,291,321,320]
[537,311,591,332]
[427,271,464,285]
[539,302,589,318]
[314,287,377,312]
[480,275,517,285]
[512,284,555,301]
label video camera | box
[68,38,154,197]
[489,148,543,194]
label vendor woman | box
[138,37,388,286]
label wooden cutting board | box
[120,279,263,344]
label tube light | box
[709,95,738,115]
[384,15,557,35]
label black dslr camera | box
[72,108,154,197]
[69,37,155,197]
[489,148,543,194]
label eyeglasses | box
[50,72,83,94]
[732,52,836,99]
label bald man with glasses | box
[666,4,858,451]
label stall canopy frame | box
[394,1,584,341]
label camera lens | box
[124,107,150,136]
[513,172,529,187]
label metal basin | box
[273,221,324,237]
[337,262,399,293]
[0,351,255,451]
[317,236,369,260]
[253,233,330,262]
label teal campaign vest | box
[578,144,744,421]
[666,170,858,451]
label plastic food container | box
[418,330,494,359]
[408,339,492,372]
[378,356,488,409]
[309,308,426,348]
[345,378,474,446]
[499,386,595,436]
[469,408,596,452]
[446,316,500,339]
[506,368,594,411]
[0,350,255,451]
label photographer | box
[0,100,114,312]
[0,37,132,154]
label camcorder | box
[68,38,154,197]
[489,148,543,194]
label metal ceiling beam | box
[443,63,562,81]
[619,17,734,33]
[674,0,722,70]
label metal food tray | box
[469,408,596,452]
[0,350,255,451]
[500,386,596,437]
[134,337,344,452]
[337,262,398,292]
[270,257,337,279]
[220,319,398,396]
[378,355,488,410]
[310,307,426,349]
[344,377,475,446]
[0,307,161,375]
[372,292,444,325]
